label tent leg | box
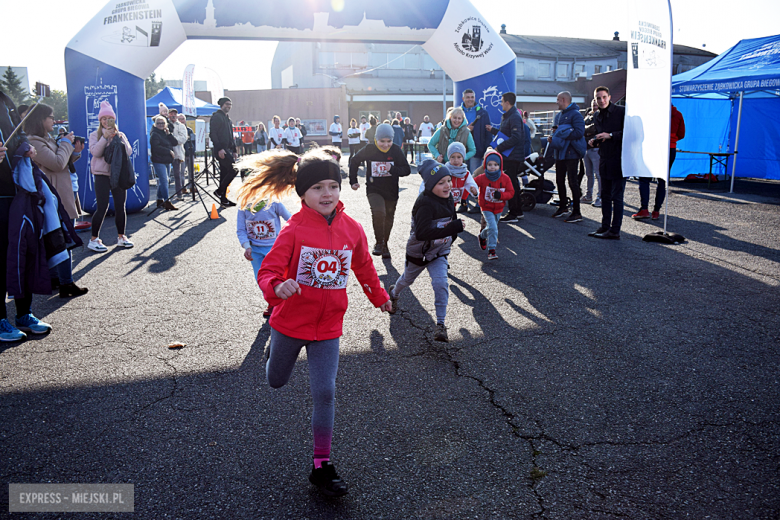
[730,91,744,194]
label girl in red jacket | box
[238,148,392,497]
[474,150,515,260]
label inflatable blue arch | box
[66,0,516,213]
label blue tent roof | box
[146,86,220,117]
[672,35,780,98]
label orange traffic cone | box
[210,204,219,220]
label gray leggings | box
[391,255,449,324]
[266,328,340,459]
[92,175,126,237]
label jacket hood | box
[482,150,504,172]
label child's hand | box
[469,187,479,196]
[380,300,393,313]
[274,279,301,300]
[351,183,360,190]
[493,190,502,200]
[244,247,253,261]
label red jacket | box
[670,105,685,149]
[258,201,389,341]
[475,172,515,214]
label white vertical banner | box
[622,0,673,180]
[182,64,196,116]
[195,119,207,152]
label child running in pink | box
[239,148,392,497]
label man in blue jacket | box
[487,92,526,222]
[549,91,587,223]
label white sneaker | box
[117,236,134,248]
[88,239,108,253]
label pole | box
[442,71,447,122]
[729,91,744,193]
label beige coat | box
[28,134,77,219]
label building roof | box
[500,34,716,59]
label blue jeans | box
[391,256,449,324]
[480,211,499,250]
[249,244,272,283]
[153,162,171,201]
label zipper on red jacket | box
[313,223,334,341]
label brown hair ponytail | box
[236,148,339,209]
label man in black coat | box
[209,97,237,207]
[487,92,526,222]
[588,86,625,240]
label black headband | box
[294,160,342,196]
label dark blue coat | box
[550,103,586,160]
[491,106,526,162]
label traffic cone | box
[210,204,219,220]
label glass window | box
[575,64,586,75]
[422,54,441,70]
[606,65,613,71]
[404,53,420,69]
[334,53,351,68]
[318,51,334,68]
[352,53,368,68]
[387,53,404,70]
[516,60,524,77]
[557,63,568,78]
[539,63,551,78]
[594,65,602,74]
[369,53,387,67]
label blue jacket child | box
[237,200,292,286]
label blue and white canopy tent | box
[146,87,220,118]
[671,35,780,191]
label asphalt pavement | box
[1,162,779,519]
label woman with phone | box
[88,100,136,251]
[24,104,88,298]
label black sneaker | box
[552,206,569,218]
[588,227,608,237]
[478,234,487,250]
[434,323,448,342]
[499,214,518,223]
[381,244,391,259]
[457,202,468,213]
[309,462,348,497]
[220,197,236,207]
[372,243,383,256]
[564,213,583,223]
[387,284,398,315]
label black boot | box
[309,462,348,497]
[372,242,383,256]
[59,283,89,298]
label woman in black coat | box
[149,115,179,210]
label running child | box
[349,123,411,259]
[346,118,361,169]
[418,142,478,211]
[282,117,303,154]
[388,160,465,343]
[249,148,392,497]
[474,150,515,260]
[235,182,292,317]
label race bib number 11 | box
[296,246,353,289]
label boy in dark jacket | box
[387,160,465,342]
[349,123,411,258]
[487,92,526,222]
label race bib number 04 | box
[296,246,353,290]
[371,162,393,178]
[246,219,276,240]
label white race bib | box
[371,161,393,178]
[246,219,276,240]
[296,246,352,290]
[451,188,463,200]
[484,186,504,200]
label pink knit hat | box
[98,100,116,119]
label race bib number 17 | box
[296,246,353,289]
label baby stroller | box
[517,144,556,212]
